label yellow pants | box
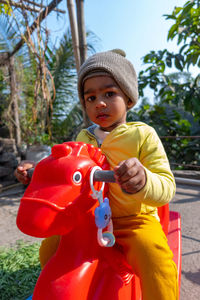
[39,235,61,269]
[39,214,178,300]
[113,214,178,300]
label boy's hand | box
[114,158,146,194]
[14,160,36,185]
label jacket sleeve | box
[133,126,176,207]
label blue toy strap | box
[90,167,115,247]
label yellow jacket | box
[76,122,176,220]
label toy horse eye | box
[73,171,82,183]
[104,214,108,220]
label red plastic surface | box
[167,211,182,291]
[16,142,181,300]
[158,204,169,235]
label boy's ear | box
[127,99,134,109]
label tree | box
[0,2,11,16]
[0,12,50,145]
[133,0,200,169]
[165,0,200,69]
[138,1,200,124]
[0,14,23,146]
[48,29,98,143]
[0,1,66,146]
[0,14,98,145]
[128,98,200,169]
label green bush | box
[0,241,41,300]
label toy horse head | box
[17,142,108,238]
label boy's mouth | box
[96,113,109,120]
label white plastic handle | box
[90,166,105,201]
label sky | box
[46,0,198,104]
[48,0,189,75]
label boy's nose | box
[96,96,106,108]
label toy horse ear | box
[52,144,72,158]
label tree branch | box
[23,0,66,13]
[9,0,63,58]
[0,0,65,13]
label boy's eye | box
[105,91,114,98]
[86,95,96,102]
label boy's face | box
[83,76,132,132]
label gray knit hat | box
[78,49,138,108]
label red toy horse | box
[17,142,181,300]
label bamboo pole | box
[66,0,80,71]
[75,0,90,126]
[76,0,87,65]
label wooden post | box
[8,55,21,147]
[67,0,80,72]
[75,0,90,126]
[76,0,87,65]
[67,0,90,127]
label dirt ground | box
[169,183,200,300]
[0,183,200,300]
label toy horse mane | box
[55,142,108,168]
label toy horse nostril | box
[52,144,72,158]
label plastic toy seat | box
[167,211,182,289]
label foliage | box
[137,1,200,169]
[0,241,40,300]
[0,14,38,143]
[0,68,8,116]
[48,30,98,143]
[128,99,191,136]
[0,3,11,16]
[138,0,200,124]
[0,15,75,145]
[0,4,97,144]
[127,100,200,169]
[0,15,17,52]
[52,102,83,143]
[138,50,200,123]
[1,0,198,171]
[0,5,57,144]
[165,0,200,68]
[47,30,77,121]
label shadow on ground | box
[182,269,200,286]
